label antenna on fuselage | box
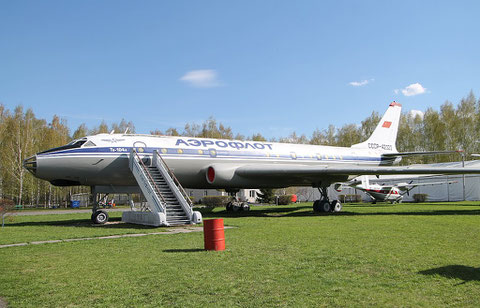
[110,130,115,134]
[124,127,129,134]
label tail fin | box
[351,102,401,153]
[360,175,370,189]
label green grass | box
[1,202,479,307]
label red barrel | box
[203,219,225,251]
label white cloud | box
[395,83,427,97]
[179,69,222,88]
[409,109,424,120]
[349,78,374,87]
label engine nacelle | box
[205,164,239,186]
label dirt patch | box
[0,297,7,308]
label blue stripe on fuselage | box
[37,146,384,163]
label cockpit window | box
[83,141,96,147]
[37,139,88,155]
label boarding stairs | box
[123,149,202,227]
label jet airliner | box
[23,102,480,222]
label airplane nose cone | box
[23,155,37,176]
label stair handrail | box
[131,149,168,206]
[153,150,194,208]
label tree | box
[456,91,476,155]
[360,111,381,140]
[256,188,274,204]
[150,129,163,135]
[423,108,447,163]
[251,133,267,142]
[72,123,88,140]
[90,121,109,134]
[2,107,37,205]
[111,119,135,134]
[336,124,362,147]
[183,122,201,137]
[165,128,180,136]
[279,131,308,144]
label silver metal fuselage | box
[27,134,393,190]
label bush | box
[0,199,14,212]
[413,194,428,203]
[201,196,231,207]
[277,195,293,205]
[1,198,15,228]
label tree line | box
[0,91,478,206]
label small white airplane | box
[335,176,457,204]
[23,101,480,223]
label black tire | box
[313,200,320,212]
[93,210,109,224]
[331,200,342,212]
[232,203,241,212]
[242,202,250,211]
[321,200,331,212]
[226,202,233,211]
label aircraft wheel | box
[226,202,233,211]
[242,202,250,211]
[93,210,109,224]
[313,200,321,212]
[321,200,331,212]
[232,202,241,212]
[331,200,342,212]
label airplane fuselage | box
[360,185,403,202]
[27,134,396,189]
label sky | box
[1,0,479,139]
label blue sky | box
[1,1,479,139]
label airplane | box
[335,176,457,204]
[23,101,480,224]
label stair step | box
[167,220,190,224]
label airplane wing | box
[381,150,461,158]
[398,180,457,190]
[235,164,480,178]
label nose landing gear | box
[90,191,110,224]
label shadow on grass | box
[200,205,313,218]
[5,216,158,229]
[419,265,480,284]
[7,204,480,227]
[163,248,204,253]
[199,206,480,219]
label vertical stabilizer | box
[360,175,370,189]
[351,102,401,153]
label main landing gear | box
[312,187,342,213]
[225,190,250,212]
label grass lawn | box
[0,202,479,307]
